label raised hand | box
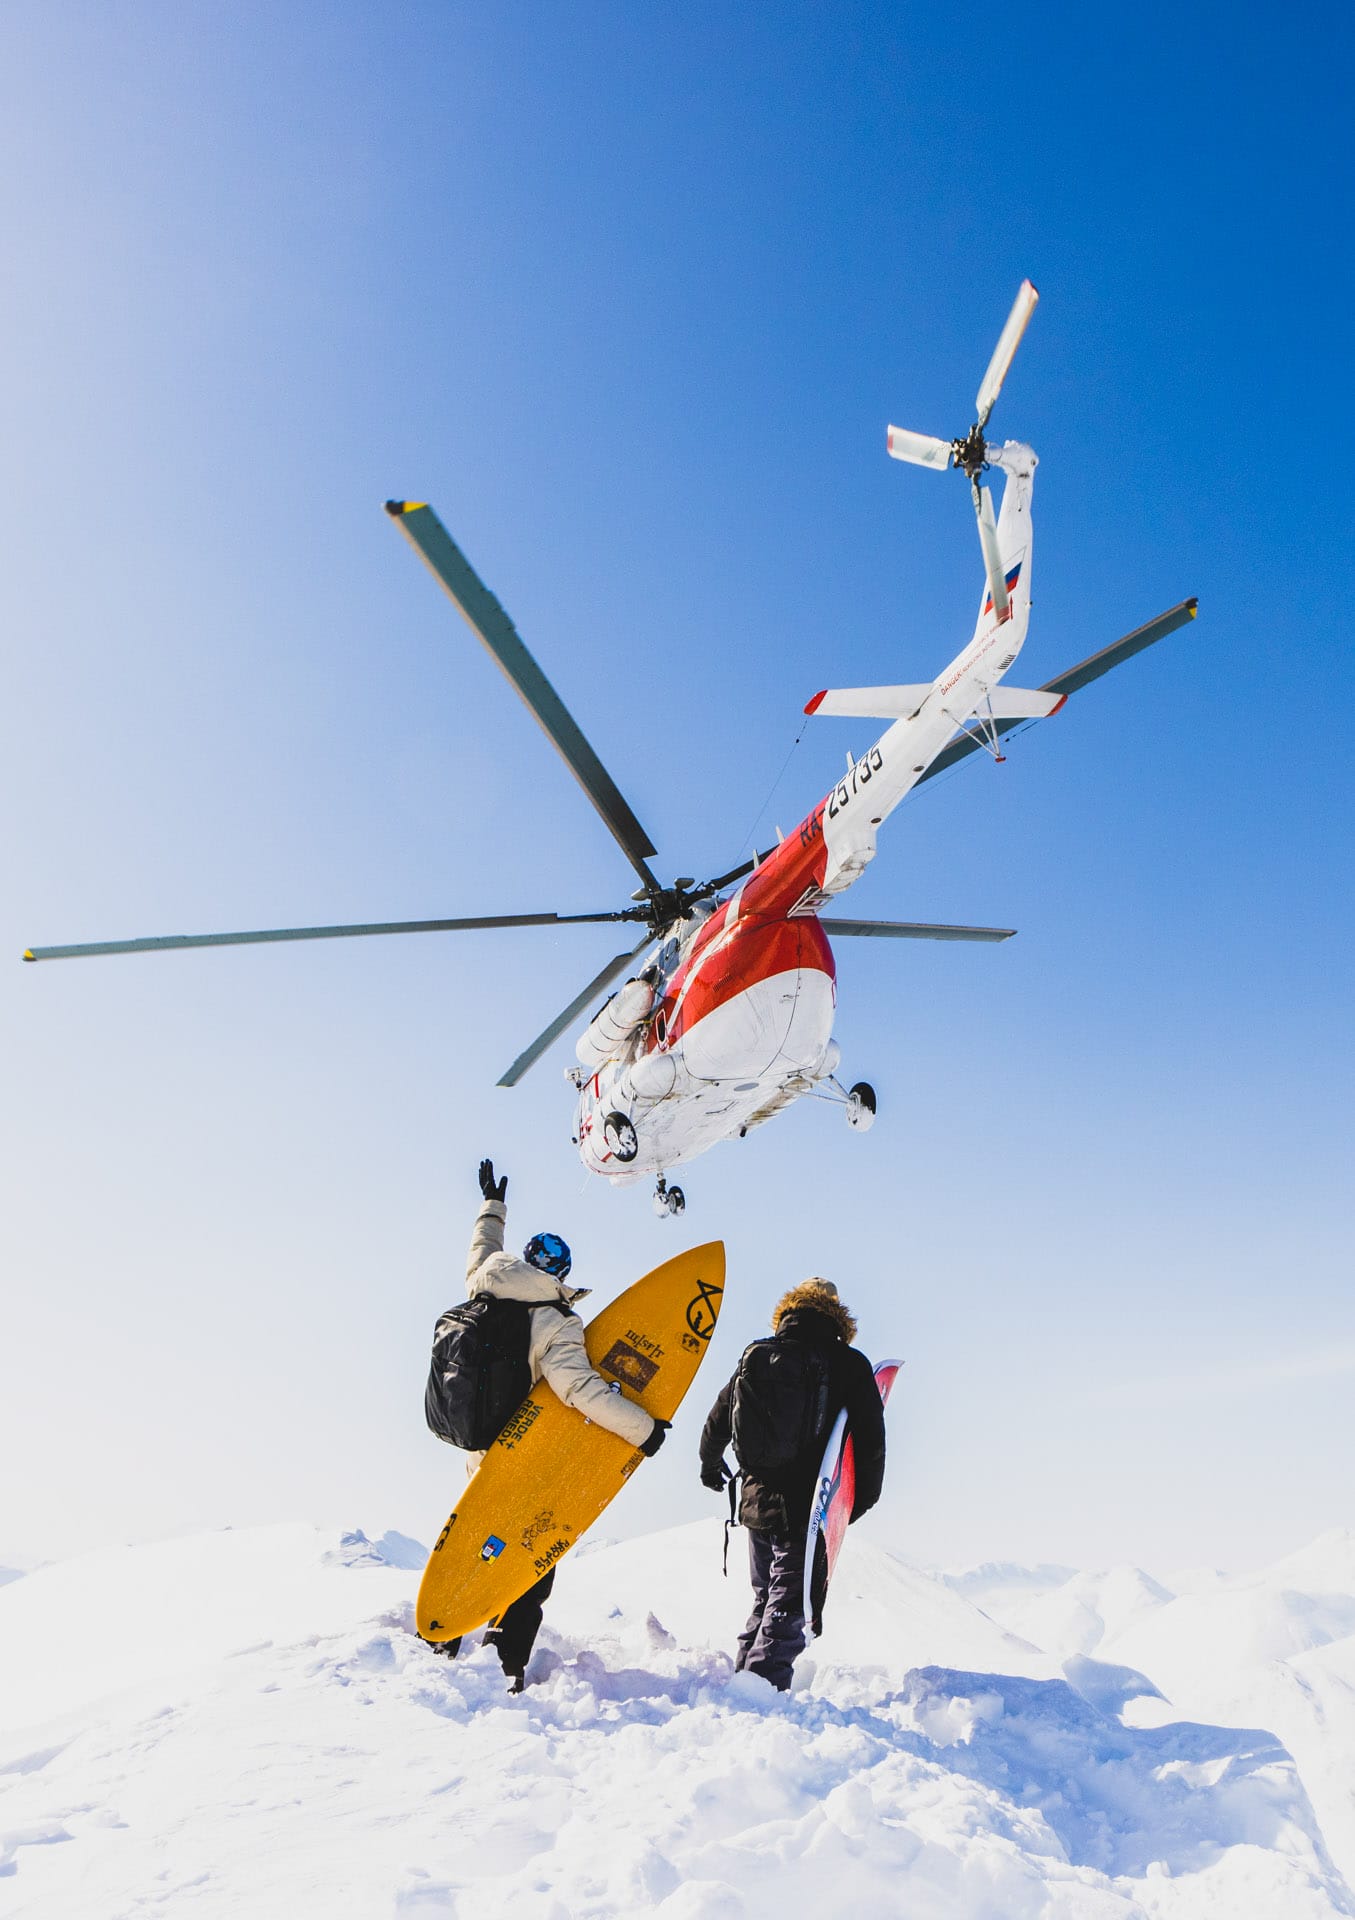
[478,1159,508,1203]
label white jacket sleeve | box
[535,1310,656,1447]
[466,1199,507,1282]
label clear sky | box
[2,3,1352,1575]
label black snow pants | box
[484,1567,555,1676]
[736,1530,808,1690]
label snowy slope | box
[1,1522,1352,1919]
[938,1531,1355,1895]
[553,1522,1058,1681]
[974,1566,1177,1660]
[944,1561,1079,1611]
[0,1552,39,1593]
[0,1524,412,1734]
[1099,1530,1355,1891]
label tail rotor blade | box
[972,480,1010,622]
[975,279,1039,428]
[886,425,954,470]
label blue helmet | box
[523,1231,572,1281]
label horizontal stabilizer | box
[915,599,1198,789]
[981,686,1067,720]
[805,684,932,719]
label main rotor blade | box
[23,911,632,964]
[497,936,653,1087]
[819,917,1015,942]
[976,279,1039,429]
[914,599,1198,789]
[697,849,776,896]
[702,857,756,893]
[1037,598,1201,699]
[386,502,662,895]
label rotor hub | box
[629,883,700,930]
[951,424,989,480]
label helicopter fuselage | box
[575,889,839,1183]
[575,446,1037,1184]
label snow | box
[0,1553,39,1592]
[940,1532,1355,1896]
[975,1566,1177,1660]
[1,1523,1353,1918]
[1099,1536,1355,1893]
[944,1561,1079,1607]
[0,1524,411,1734]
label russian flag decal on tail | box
[983,561,1022,616]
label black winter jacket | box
[699,1306,886,1541]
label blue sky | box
[2,3,1352,1572]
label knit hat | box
[523,1231,572,1280]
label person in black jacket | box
[699,1279,885,1690]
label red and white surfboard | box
[804,1358,902,1638]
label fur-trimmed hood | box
[771,1280,857,1344]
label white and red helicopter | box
[26,283,1195,1215]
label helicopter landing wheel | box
[603,1110,639,1163]
[845,1081,877,1132]
[653,1177,686,1219]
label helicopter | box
[25,282,1196,1216]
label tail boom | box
[801,444,1038,898]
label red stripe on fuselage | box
[739,803,831,920]
[641,805,838,1051]
[656,913,835,1048]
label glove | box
[478,1159,508,1203]
[639,1418,671,1458]
[701,1460,732,1493]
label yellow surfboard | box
[417,1240,725,1642]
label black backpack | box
[730,1335,832,1485]
[425,1296,534,1451]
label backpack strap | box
[721,1470,741,1577]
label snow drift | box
[1,1521,1352,1918]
